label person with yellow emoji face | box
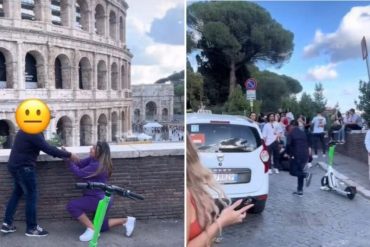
[1,99,79,237]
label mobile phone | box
[234,197,255,211]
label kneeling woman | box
[66,142,136,241]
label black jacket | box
[8,130,71,170]
[286,127,309,163]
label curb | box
[317,161,370,200]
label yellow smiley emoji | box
[15,99,51,134]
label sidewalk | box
[0,219,183,247]
[314,152,370,199]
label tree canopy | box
[187,1,294,100]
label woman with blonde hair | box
[187,135,253,246]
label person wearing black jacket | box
[1,130,79,237]
[286,120,312,197]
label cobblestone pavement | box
[217,169,370,247]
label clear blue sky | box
[188,1,370,112]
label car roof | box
[187,113,258,127]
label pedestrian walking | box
[311,110,327,158]
[262,113,281,174]
[286,120,312,197]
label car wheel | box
[249,200,266,214]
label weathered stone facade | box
[0,0,132,147]
[132,84,174,123]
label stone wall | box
[0,143,184,220]
[335,131,368,165]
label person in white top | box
[311,111,327,158]
[262,113,281,174]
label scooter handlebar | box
[75,182,144,200]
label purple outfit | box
[66,157,112,232]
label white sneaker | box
[274,168,279,174]
[124,216,136,237]
[307,162,312,168]
[313,155,318,158]
[322,154,326,158]
[79,228,94,242]
[268,169,273,175]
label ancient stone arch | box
[97,60,107,90]
[95,4,105,36]
[80,114,92,146]
[25,50,45,89]
[78,57,92,90]
[54,54,71,89]
[56,115,73,146]
[97,113,108,141]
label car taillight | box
[257,194,268,201]
[260,140,270,173]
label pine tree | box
[313,82,327,113]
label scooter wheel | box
[321,176,329,187]
[345,186,356,200]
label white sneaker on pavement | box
[274,168,279,174]
[313,155,318,159]
[79,228,94,242]
[124,216,136,237]
[268,169,273,175]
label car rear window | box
[187,123,262,153]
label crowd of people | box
[250,108,365,163]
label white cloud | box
[126,0,185,84]
[127,0,183,34]
[306,63,338,81]
[145,44,185,68]
[303,5,370,62]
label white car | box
[187,113,269,213]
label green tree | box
[188,1,294,99]
[174,83,184,97]
[187,69,204,111]
[313,82,327,113]
[299,92,315,120]
[46,133,62,147]
[282,96,300,117]
[355,80,370,124]
[224,85,249,114]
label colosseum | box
[0,0,132,148]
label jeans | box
[290,158,308,192]
[4,166,38,230]
[312,133,326,155]
[267,140,281,169]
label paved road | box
[217,168,370,247]
[0,219,183,247]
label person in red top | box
[186,135,253,246]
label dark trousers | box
[66,195,113,232]
[312,133,326,155]
[4,166,37,230]
[290,158,307,192]
[267,140,280,169]
[345,124,361,131]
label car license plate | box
[214,173,237,183]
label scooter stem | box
[328,144,335,167]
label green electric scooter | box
[320,141,356,200]
[75,182,144,247]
